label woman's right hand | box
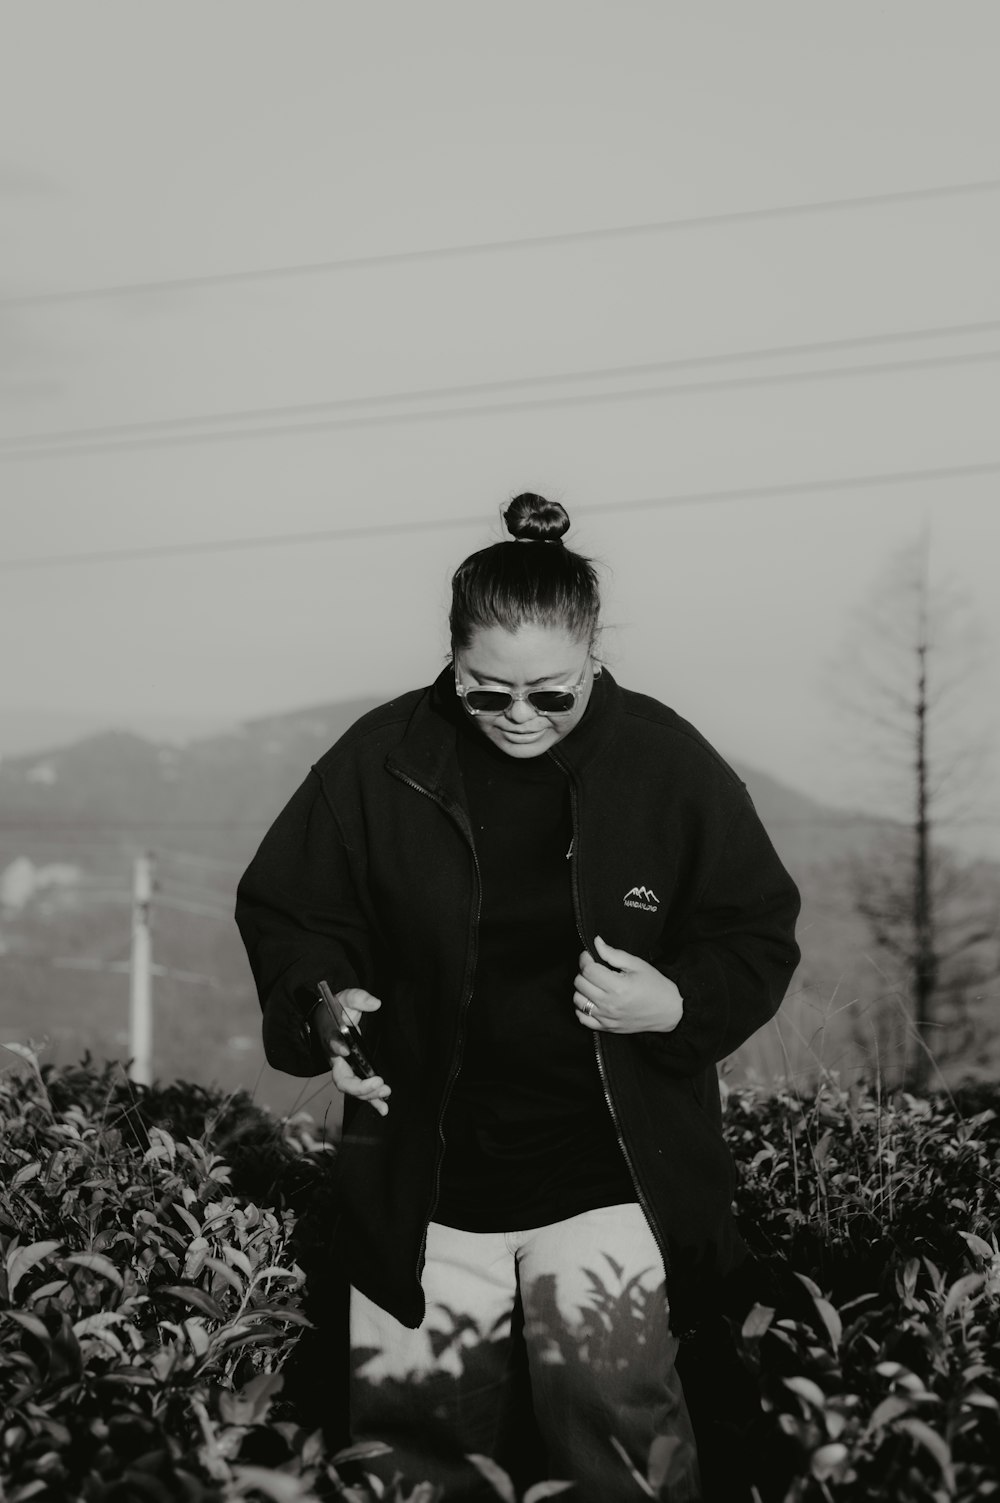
[312,987,391,1117]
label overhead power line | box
[5,313,1000,456]
[3,953,248,992]
[3,811,1000,835]
[2,457,999,573]
[0,818,261,831]
[155,893,233,920]
[158,879,235,907]
[155,847,246,874]
[5,346,1000,463]
[4,175,1000,309]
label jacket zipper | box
[389,766,482,1295]
[555,758,671,1279]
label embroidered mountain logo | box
[624,885,660,913]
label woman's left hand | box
[574,935,684,1034]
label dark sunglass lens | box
[529,690,575,713]
[465,689,513,712]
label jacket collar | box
[385,662,623,800]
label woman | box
[235,493,800,1502]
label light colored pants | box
[350,1204,701,1501]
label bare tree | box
[834,535,998,1090]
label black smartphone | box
[316,980,377,1080]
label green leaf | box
[331,1440,393,1464]
[73,1316,126,1356]
[153,1285,227,1321]
[811,1442,848,1480]
[897,1417,952,1476]
[959,1231,996,1260]
[783,1375,827,1411]
[943,1273,984,1318]
[12,1161,41,1188]
[248,1265,302,1287]
[27,1280,69,1303]
[45,1307,84,1385]
[741,1303,775,1340]
[467,1455,517,1503]
[811,1129,833,1166]
[183,1239,211,1279]
[300,1429,325,1467]
[524,1485,575,1502]
[8,1481,49,1501]
[203,1256,244,1294]
[1,1041,42,1072]
[229,1466,314,1502]
[94,1368,158,1387]
[63,1253,124,1289]
[218,1371,283,1426]
[210,1327,288,1355]
[870,1395,911,1428]
[900,1258,920,1299]
[6,1240,62,1300]
[221,1244,254,1278]
[241,1305,311,1326]
[2,1310,50,1340]
[173,1203,202,1239]
[813,1296,842,1350]
[793,1271,823,1301]
[183,1317,211,1357]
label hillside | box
[1,696,996,1112]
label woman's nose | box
[507,694,537,723]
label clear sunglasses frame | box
[454,661,591,717]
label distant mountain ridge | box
[0,693,883,873]
[0,699,381,867]
[1,695,995,1104]
[0,709,235,759]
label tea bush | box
[2,1050,998,1502]
[727,1080,1000,1500]
[0,1048,378,1502]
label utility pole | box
[129,851,154,1085]
[910,569,937,1092]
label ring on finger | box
[584,1000,595,1017]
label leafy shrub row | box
[2,1049,999,1501]
[723,1080,1000,1499]
[0,1049,351,1503]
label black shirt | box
[434,716,635,1230]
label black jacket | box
[235,668,800,1332]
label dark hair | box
[449,493,601,651]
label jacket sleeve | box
[648,791,801,1076]
[234,766,376,1078]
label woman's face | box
[454,622,597,759]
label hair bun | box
[503,492,570,544]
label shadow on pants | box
[349,1210,702,1502]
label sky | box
[3,1,1000,851]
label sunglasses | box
[454,662,590,717]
